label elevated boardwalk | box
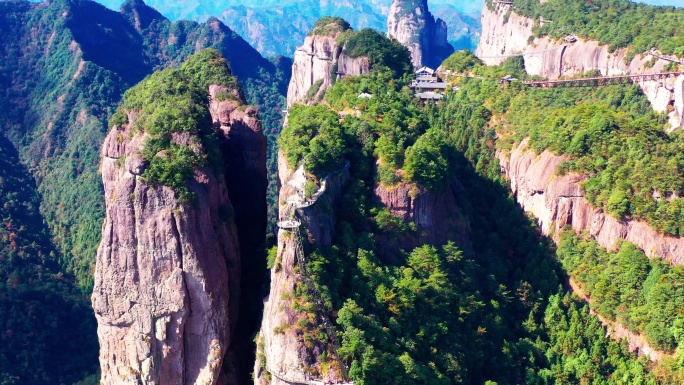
[523,71,683,88]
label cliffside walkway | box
[649,49,684,65]
[523,71,684,88]
[273,161,352,384]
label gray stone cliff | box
[92,84,266,385]
[387,0,454,69]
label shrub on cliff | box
[278,104,348,175]
[341,28,413,77]
[309,16,351,36]
[441,49,483,73]
[404,129,450,191]
[115,49,239,201]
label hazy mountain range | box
[27,0,680,57]
[72,0,485,56]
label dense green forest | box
[558,231,684,360]
[0,134,98,384]
[276,43,682,382]
[493,0,684,58]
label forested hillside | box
[271,43,682,382]
[0,133,97,384]
[441,51,684,380]
[0,0,287,382]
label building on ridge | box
[411,67,448,101]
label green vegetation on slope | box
[276,55,666,383]
[440,50,684,236]
[499,83,684,236]
[0,134,98,384]
[339,28,413,77]
[502,0,684,57]
[309,16,351,36]
[558,231,684,362]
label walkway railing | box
[523,71,683,88]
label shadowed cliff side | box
[209,84,269,384]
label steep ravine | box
[497,140,684,360]
[92,83,266,384]
[476,3,684,130]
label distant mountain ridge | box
[70,0,484,57]
[27,0,682,57]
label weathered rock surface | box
[209,85,268,384]
[374,179,471,259]
[476,3,684,130]
[387,0,454,69]
[498,140,684,265]
[93,84,266,385]
[254,153,350,385]
[287,32,370,107]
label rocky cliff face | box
[387,0,454,69]
[498,140,684,265]
[92,84,266,385]
[477,3,684,130]
[209,85,268,385]
[374,179,471,259]
[287,32,370,107]
[499,141,684,359]
[254,154,350,384]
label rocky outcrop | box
[287,31,370,107]
[498,140,684,265]
[254,154,350,385]
[374,179,471,259]
[387,0,454,69]
[476,3,684,130]
[92,84,266,385]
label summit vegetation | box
[114,49,237,201]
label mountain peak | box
[120,0,166,30]
[387,0,454,68]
